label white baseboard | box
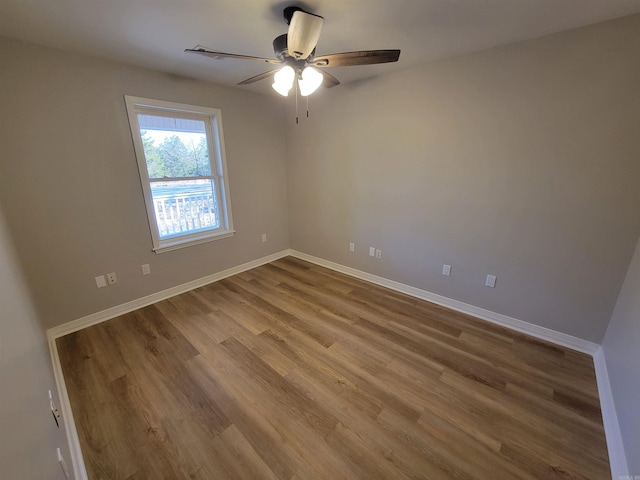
[48,250,290,340]
[47,249,290,480]
[593,347,629,478]
[289,250,599,355]
[289,250,629,479]
[48,248,626,480]
[48,334,88,480]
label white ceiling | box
[1,0,640,95]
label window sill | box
[153,230,235,254]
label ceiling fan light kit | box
[298,66,323,96]
[273,66,323,97]
[272,65,295,96]
[185,5,400,119]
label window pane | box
[150,180,220,239]
[137,114,212,178]
[126,96,234,252]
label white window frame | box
[125,96,234,253]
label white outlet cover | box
[375,249,382,259]
[107,272,117,284]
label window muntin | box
[125,97,234,253]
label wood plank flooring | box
[57,257,611,479]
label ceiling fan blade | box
[237,70,278,86]
[185,46,282,65]
[318,69,340,88]
[312,50,401,67]
[287,10,324,60]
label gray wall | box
[602,236,640,473]
[0,206,69,479]
[1,15,640,476]
[286,15,640,343]
[0,36,290,329]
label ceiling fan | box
[185,6,401,98]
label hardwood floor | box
[57,257,611,479]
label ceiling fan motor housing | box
[273,34,315,63]
[273,34,288,60]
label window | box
[125,96,234,253]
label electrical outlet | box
[349,242,355,252]
[485,274,497,288]
[107,272,117,285]
[369,247,375,257]
[261,233,267,242]
[49,390,60,427]
[142,264,151,275]
[442,264,451,276]
[95,275,106,288]
[375,249,382,259]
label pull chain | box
[295,80,299,124]
[306,95,309,118]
